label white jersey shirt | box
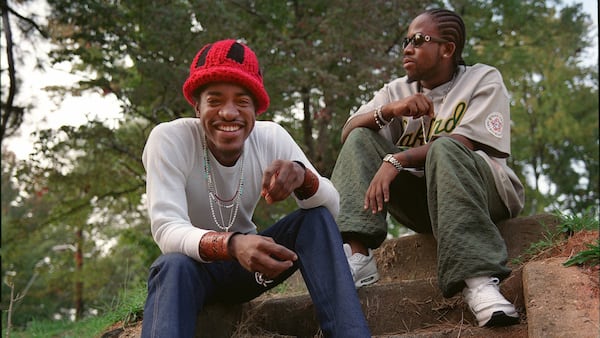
[348,63,524,217]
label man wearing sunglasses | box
[331,8,524,328]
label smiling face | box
[195,82,256,166]
[402,13,455,89]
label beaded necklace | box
[418,71,457,144]
[202,137,244,232]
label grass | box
[511,208,599,266]
[4,283,146,338]
[8,316,113,338]
[563,238,600,267]
[556,208,599,236]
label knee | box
[427,137,465,163]
[150,253,197,275]
[345,127,375,146]
[301,207,336,230]
[307,206,334,220]
[429,136,458,153]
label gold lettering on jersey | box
[398,128,427,147]
[431,102,466,134]
[397,101,467,148]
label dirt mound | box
[532,229,599,296]
[104,229,599,338]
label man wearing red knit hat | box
[141,39,370,337]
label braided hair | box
[423,9,466,67]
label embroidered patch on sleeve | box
[485,112,504,138]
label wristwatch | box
[383,154,404,172]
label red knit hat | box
[182,39,270,114]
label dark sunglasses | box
[402,32,449,49]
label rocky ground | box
[101,229,599,338]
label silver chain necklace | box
[202,137,244,232]
[419,72,457,144]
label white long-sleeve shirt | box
[142,118,339,261]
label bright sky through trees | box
[2,0,597,160]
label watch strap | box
[383,154,404,172]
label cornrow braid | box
[424,9,466,68]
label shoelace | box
[469,277,499,292]
[467,277,503,306]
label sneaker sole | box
[482,311,520,327]
[355,273,380,288]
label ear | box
[442,42,456,59]
[194,102,201,118]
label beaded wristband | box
[379,105,393,123]
[374,109,385,129]
[292,161,319,200]
[374,104,393,129]
[199,231,238,261]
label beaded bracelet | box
[199,231,238,261]
[376,105,392,124]
[374,109,385,129]
[292,161,320,200]
[374,105,392,129]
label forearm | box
[198,231,239,261]
[394,144,430,168]
[341,109,383,143]
[393,134,475,168]
[295,176,340,217]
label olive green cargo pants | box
[331,128,511,297]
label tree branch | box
[6,3,48,38]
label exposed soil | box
[523,230,599,338]
[531,229,599,301]
[101,230,599,338]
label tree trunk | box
[75,228,84,320]
[301,87,314,158]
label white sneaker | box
[462,277,520,327]
[343,243,380,288]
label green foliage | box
[41,0,598,214]
[554,207,600,235]
[99,282,147,329]
[474,0,600,214]
[5,317,107,338]
[512,208,599,265]
[456,0,599,214]
[559,208,600,267]
[510,219,565,265]
[1,118,151,327]
[563,239,600,267]
[3,282,147,338]
[45,0,442,176]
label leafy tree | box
[41,0,439,227]
[2,119,158,327]
[0,0,48,144]
[44,0,442,174]
[454,0,598,214]
[44,0,597,213]
[1,150,57,326]
[187,0,438,175]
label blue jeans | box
[141,207,371,338]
